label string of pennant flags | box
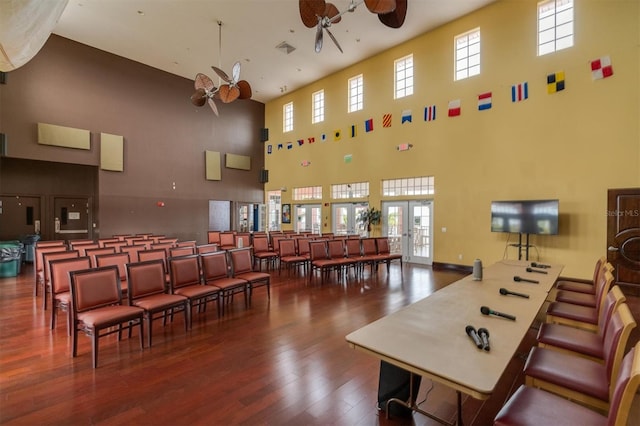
[268,55,613,156]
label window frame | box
[537,0,574,56]
[454,28,481,81]
[312,90,324,124]
[394,54,414,99]
[283,102,293,133]
[348,74,364,113]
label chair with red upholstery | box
[555,256,607,295]
[169,246,195,258]
[196,244,219,255]
[278,238,306,276]
[494,342,640,426]
[168,255,220,318]
[176,240,197,249]
[376,237,403,272]
[34,245,68,296]
[200,252,248,316]
[120,244,146,263]
[554,261,613,307]
[96,252,131,295]
[75,242,99,257]
[524,303,636,412]
[345,238,364,278]
[252,235,278,271]
[536,286,626,362]
[218,232,236,251]
[69,266,144,368]
[127,259,190,346]
[207,231,221,245]
[49,256,91,334]
[42,250,79,310]
[228,248,270,303]
[85,247,116,268]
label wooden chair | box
[252,235,277,271]
[169,246,195,258]
[207,231,221,245]
[42,250,79,309]
[34,245,68,296]
[310,240,344,283]
[103,241,127,252]
[228,248,270,303]
[49,256,91,334]
[554,261,613,307]
[176,240,196,249]
[75,242,100,256]
[98,238,119,248]
[151,242,174,258]
[360,237,381,275]
[120,244,146,263]
[555,256,607,295]
[495,342,640,426]
[524,303,636,412]
[96,252,130,294]
[139,248,169,283]
[376,237,403,272]
[127,260,190,346]
[168,255,220,318]
[218,232,236,250]
[196,244,219,255]
[345,238,364,277]
[69,266,144,368]
[68,239,94,250]
[85,247,116,268]
[200,252,248,316]
[278,238,306,276]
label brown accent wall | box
[0,35,265,243]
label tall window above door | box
[283,102,293,133]
[394,54,413,99]
[348,74,363,113]
[454,28,481,81]
[312,90,324,124]
[538,0,574,56]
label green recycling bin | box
[0,241,23,277]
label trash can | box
[21,234,41,263]
[0,241,24,277]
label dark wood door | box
[53,197,92,242]
[0,195,41,240]
[607,188,640,295]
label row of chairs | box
[50,248,270,368]
[494,257,639,425]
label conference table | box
[345,259,563,425]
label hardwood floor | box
[1,262,638,425]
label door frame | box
[382,200,433,265]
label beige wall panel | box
[205,150,222,181]
[226,153,251,170]
[100,133,124,172]
[37,122,90,150]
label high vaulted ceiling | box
[53,0,495,103]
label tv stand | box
[517,233,531,261]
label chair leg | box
[139,318,144,350]
[72,323,78,357]
[147,314,153,348]
[92,331,99,368]
[50,301,56,330]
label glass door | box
[332,203,368,236]
[294,204,321,234]
[382,200,432,265]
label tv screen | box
[491,199,559,235]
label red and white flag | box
[591,55,614,80]
[448,99,461,117]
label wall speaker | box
[260,127,269,142]
[0,133,6,157]
[259,169,269,183]
[0,72,6,85]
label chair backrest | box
[235,234,250,248]
[591,256,606,283]
[98,238,119,248]
[168,255,202,290]
[176,240,197,248]
[595,270,615,312]
[309,241,328,261]
[170,246,195,257]
[35,240,66,249]
[120,244,146,263]
[253,236,270,253]
[138,249,168,272]
[219,232,235,247]
[43,250,79,285]
[201,252,231,281]
[35,246,68,274]
[602,303,636,401]
[85,247,117,267]
[68,239,94,249]
[376,237,390,255]
[297,238,312,256]
[103,241,127,252]
[70,266,122,314]
[96,252,130,281]
[76,243,100,256]
[196,244,219,255]
[112,234,132,242]
[345,239,362,257]
[207,231,221,245]
[149,235,166,244]
[125,236,145,246]
[598,286,627,339]
[278,239,297,257]
[50,256,91,295]
[361,238,377,256]
[327,240,345,259]
[158,238,178,246]
[608,342,640,426]
[127,260,167,302]
[228,248,253,275]
[151,242,174,257]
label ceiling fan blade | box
[315,22,323,53]
[237,80,252,99]
[325,27,343,53]
[194,73,215,91]
[378,0,406,28]
[231,61,241,84]
[299,0,326,28]
[211,66,232,83]
[324,2,341,24]
[190,88,207,106]
[364,0,396,14]
[207,98,219,116]
[218,84,240,103]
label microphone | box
[478,327,490,351]
[514,276,539,284]
[526,267,548,274]
[499,287,530,299]
[481,305,516,321]
[531,262,550,269]
[465,325,483,349]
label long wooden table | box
[345,260,563,425]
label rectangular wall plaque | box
[225,153,251,170]
[205,150,221,181]
[37,122,90,150]
[100,133,124,171]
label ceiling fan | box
[190,21,252,116]
[299,0,408,53]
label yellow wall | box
[265,0,640,278]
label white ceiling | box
[53,0,495,103]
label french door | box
[332,203,369,236]
[294,204,321,234]
[382,200,433,265]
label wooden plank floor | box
[1,262,638,425]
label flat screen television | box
[491,199,559,235]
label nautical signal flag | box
[591,56,613,80]
[382,113,392,128]
[424,105,436,122]
[297,139,304,146]
[267,145,272,154]
[350,124,358,138]
[511,82,528,102]
[334,130,341,141]
[344,154,352,164]
[401,110,412,124]
[365,118,374,132]
[308,137,315,144]
[547,71,565,94]
[287,142,293,149]
[478,92,492,111]
[277,143,283,150]
[448,99,461,117]
[321,133,327,142]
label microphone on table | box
[499,287,530,299]
[481,305,516,321]
[526,267,548,274]
[465,325,483,349]
[531,262,550,269]
[514,276,539,284]
[478,327,490,352]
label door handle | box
[54,218,60,233]
[608,246,619,252]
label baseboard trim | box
[432,262,472,274]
